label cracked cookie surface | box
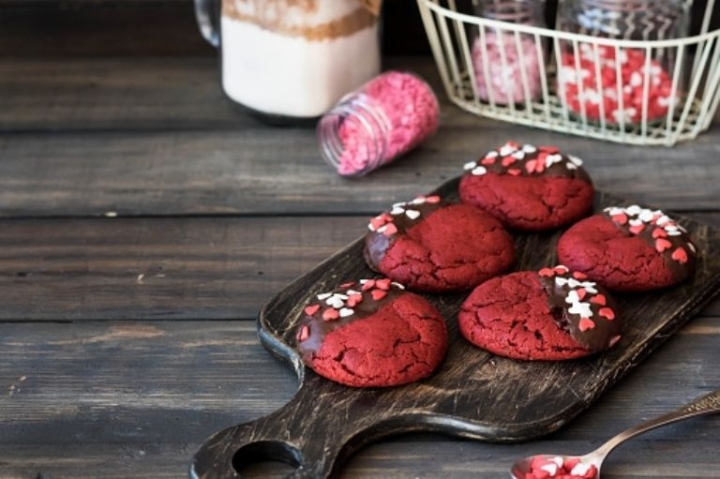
[459,141,594,231]
[458,268,621,361]
[364,196,514,292]
[296,279,448,387]
[557,206,697,292]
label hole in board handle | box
[232,441,303,478]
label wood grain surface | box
[1,41,719,479]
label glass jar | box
[471,0,546,105]
[556,0,689,126]
[196,0,382,125]
[317,71,440,177]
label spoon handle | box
[594,390,720,458]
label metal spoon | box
[511,389,720,478]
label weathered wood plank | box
[0,127,719,217]
[0,318,718,478]
[0,215,717,322]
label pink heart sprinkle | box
[346,294,363,307]
[590,294,607,306]
[507,168,522,176]
[572,271,588,280]
[304,304,320,316]
[599,307,615,320]
[538,267,555,277]
[375,278,392,290]
[382,223,398,236]
[576,288,587,300]
[502,156,516,167]
[322,309,339,321]
[671,247,688,264]
[480,156,496,165]
[611,213,628,225]
[525,159,537,174]
[371,289,387,300]
[655,238,672,253]
[652,228,668,238]
[361,280,375,291]
[425,195,441,204]
[297,325,310,342]
[579,317,596,331]
[629,223,645,235]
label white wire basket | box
[416,0,720,145]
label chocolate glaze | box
[363,196,447,271]
[296,280,405,362]
[463,142,592,182]
[537,267,621,352]
[602,206,697,282]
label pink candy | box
[472,32,543,105]
[335,71,439,176]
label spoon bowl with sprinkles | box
[511,390,720,479]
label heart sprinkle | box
[304,304,320,316]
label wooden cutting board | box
[191,180,720,479]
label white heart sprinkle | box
[390,207,405,215]
[639,209,655,222]
[391,282,405,289]
[326,297,345,309]
[485,150,499,158]
[571,463,592,476]
[463,161,477,171]
[569,301,593,318]
[410,197,426,205]
[367,224,375,232]
[628,218,643,227]
[566,162,577,170]
[405,210,421,220]
[555,277,568,286]
[666,230,682,236]
[547,154,563,165]
[656,215,670,225]
[540,464,558,475]
[566,290,580,304]
[626,205,642,215]
[334,294,348,300]
[551,457,564,467]
[339,308,354,318]
[512,151,525,160]
[568,155,583,166]
[392,202,407,208]
[499,145,516,156]
[567,278,582,288]
[346,289,360,296]
[580,282,598,294]
[472,166,487,176]
[522,144,537,153]
[317,293,332,300]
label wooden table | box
[1,53,719,478]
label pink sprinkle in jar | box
[317,71,440,177]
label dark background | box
[1,0,717,58]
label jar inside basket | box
[470,0,546,106]
[555,0,690,127]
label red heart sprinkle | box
[538,145,559,153]
[346,294,363,307]
[371,289,387,301]
[375,278,392,290]
[382,223,398,236]
[590,294,607,306]
[538,267,555,277]
[572,271,588,280]
[671,247,688,263]
[525,159,537,174]
[339,281,355,288]
[304,304,320,316]
[502,156,516,167]
[652,228,668,238]
[655,238,672,252]
[576,288,587,300]
[297,325,310,342]
[579,317,596,331]
[629,223,645,235]
[507,168,522,176]
[611,213,628,225]
[425,195,441,204]
[480,156,496,165]
[599,307,615,320]
[322,309,339,321]
[361,280,375,291]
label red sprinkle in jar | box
[556,0,689,126]
[317,71,440,177]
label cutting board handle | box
[190,375,370,479]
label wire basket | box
[416,0,720,145]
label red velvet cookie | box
[296,279,448,387]
[459,266,622,361]
[557,205,697,292]
[459,141,594,231]
[364,195,515,292]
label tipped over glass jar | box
[556,0,689,127]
